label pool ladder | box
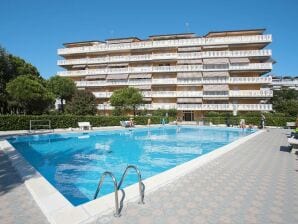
[93,165,145,217]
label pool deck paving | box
[0,128,297,224]
[0,151,48,224]
[94,128,298,224]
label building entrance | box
[183,111,194,121]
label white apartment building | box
[57,29,273,121]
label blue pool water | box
[8,126,253,206]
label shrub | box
[0,115,167,131]
[198,112,296,127]
[152,109,177,117]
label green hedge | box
[202,114,296,127]
[0,115,166,131]
[0,114,295,131]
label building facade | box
[271,76,298,90]
[57,29,273,121]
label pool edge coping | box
[0,127,265,224]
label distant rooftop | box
[271,75,298,79]
[148,33,197,40]
[205,29,266,37]
[62,28,266,46]
[63,40,104,47]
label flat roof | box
[63,40,104,47]
[105,37,141,41]
[149,33,197,40]
[62,29,268,47]
[205,28,266,37]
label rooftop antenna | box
[185,22,190,33]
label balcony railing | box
[272,80,298,85]
[177,104,272,111]
[57,49,271,66]
[58,63,272,77]
[97,103,272,111]
[229,90,273,97]
[76,76,272,87]
[93,91,204,98]
[58,35,272,55]
[93,90,272,98]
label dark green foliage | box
[8,55,40,78]
[272,88,298,116]
[65,91,97,115]
[111,107,124,116]
[0,46,41,113]
[110,87,143,116]
[6,75,54,114]
[201,112,296,127]
[152,109,177,117]
[0,115,164,131]
[47,76,76,112]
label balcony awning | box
[203,97,229,100]
[203,58,229,64]
[178,46,202,52]
[107,63,129,67]
[229,57,250,64]
[177,98,202,103]
[203,45,229,50]
[143,97,152,101]
[177,59,203,64]
[177,72,202,79]
[85,75,106,80]
[133,85,152,90]
[203,71,229,77]
[203,84,229,91]
[106,74,129,80]
[72,65,86,69]
[129,74,152,79]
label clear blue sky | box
[0,0,297,78]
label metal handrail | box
[118,165,145,204]
[93,171,120,217]
[29,120,51,133]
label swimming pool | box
[8,126,253,206]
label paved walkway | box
[94,129,298,224]
[0,151,48,224]
[1,129,297,224]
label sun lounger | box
[78,122,92,130]
[288,137,298,154]
[120,121,134,128]
[286,122,296,129]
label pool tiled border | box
[0,127,264,224]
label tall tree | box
[0,46,41,113]
[272,88,298,116]
[110,87,143,116]
[47,76,76,112]
[6,75,54,114]
[65,91,97,115]
[0,47,12,113]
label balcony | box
[96,103,272,111]
[230,63,272,71]
[58,63,272,77]
[229,90,273,97]
[57,49,272,66]
[58,35,272,55]
[177,104,272,111]
[76,76,272,88]
[93,90,272,99]
[93,91,203,98]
